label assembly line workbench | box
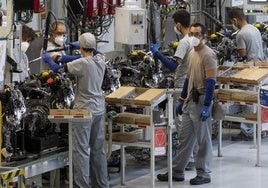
[1,149,68,188]
[48,113,92,188]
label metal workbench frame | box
[48,114,92,188]
[1,150,68,188]
[106,92,173,188]
[217,79,268,167]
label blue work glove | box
[150,43,159,53]
[59,55,82,64]
[150,43,178,71]
[69,41,80,49]
[200,105,211,121]
[176,100,184,116]
[42,53,63,73]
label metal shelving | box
[106,90,173,188]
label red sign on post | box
[154,128,166,156]
[261,107,268,131]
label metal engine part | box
[102,59,121,95]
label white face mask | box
[232,24,239,31]
[189,36,200,47]
[54,36,66,46]
[21,42,29,53]
[174,26,181,35]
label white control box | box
[115,6,147,45]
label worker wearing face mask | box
[159,23,217,185]
[151,10,198,175]
[12,25,35,82]
[228,8,265,141]
[42,32,109,188]
[41,21,81,71]
[229,8,264,62]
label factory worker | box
[42,32,109,188]
[41,21,81,71]
[13,25,35,82]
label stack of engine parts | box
[116,46,176,89]
[0,71,75,162]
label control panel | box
[243,0,268,15]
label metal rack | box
[106,90,173,188]
[217,80,268,166]
[48,114,92,188]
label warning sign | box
[134,29,139,33]
[154,128,166,156]
[262,107,268,131]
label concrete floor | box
[110,128,268,188]
[40,127,268,188]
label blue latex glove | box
[150,43,178,71]
[176,100,184,116]
[59,55,82,64]
[69,41,80,49]
[150,43,159,53]
[200,105,211,121]
[42,53,63,73]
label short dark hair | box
[22,25,35,42]
[172,9,190,28]
[228,8,246,20]
[81,48,94,53]
[190,22,207,35]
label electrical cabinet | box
[115,6,147,45]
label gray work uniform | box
[67,54,109,188]
[173,34,198,163]
[173,45,217,179]
[173,34,193,129]
[174,34,193,88]
[236,24,265,137]
[236,24,264,61]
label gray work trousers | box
[72,113,109,188]
[173,91,198,164]
[172,96,213,179]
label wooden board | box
[70,109,91,115]
[244,113,257,121]
[121,88,148,105]
[49,109,70,115]
[111,132,139,143]
[135,114,151,126]
[230,68,268,84]
[217,66,244,83]
[106,87,166,106]
[254,61,268,67]
[113,112,137,124]
[134,89,166,105]
[231,90,257,103]
[105,87,135,104]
